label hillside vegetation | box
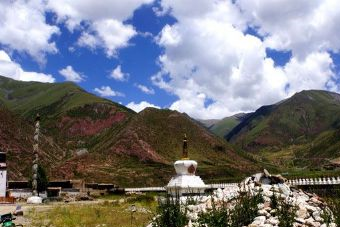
[223,90,340,172]
[0,75,259,186]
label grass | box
[210,116,241,138]
[27,194,157,227]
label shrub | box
[230,191,263,227]
[277,199,297,227]
[197,198,230,227]
[270,191,279,210]
[151,194,188,227]
[197,190,263,227]
[321,208,333,227]
[326,198,340,226]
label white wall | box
[0,170,7,197]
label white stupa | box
[166,135,207,195]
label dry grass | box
[27,196,157,227]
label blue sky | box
[1,0,340,119]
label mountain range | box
[2,75,340,186]
[199,90,340,173]
[0,75,259,186]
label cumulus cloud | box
[0,50,55,83]
[153,0,337,119]
[126,101,160,112]
[77,20,136,57]
[109,65,129,81]
[47,0,152,56]
[59,66,85,82]
[94,86,124,97]
[136,84,155,94]
[237,0,340,59]
[0,0,59,63]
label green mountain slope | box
[53,108,261,186]
[0,76,259,185]
[209,113,248,137]
[227,90,340,151]
[0,75,134,153]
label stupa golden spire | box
[182,134,189,160]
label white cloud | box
[136,84,155,94]
[94,86,124,97]
[0,50,55,83]
[126,101,160,112]
[59,65,85,82]
[109,65,129,81]
[77,20,136,57]
[237,0,340,59]
[0,0,59,63]
[153,0,337,119]
[47,0,152,56]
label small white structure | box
[0,151,7,197]
[166,159,207,195]
[166,135,207,195]
[27,196,43,204]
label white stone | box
[266,217,279,225]
[305,205,318,213]
[263,190,273,197]
[258,203,265,210]
[27,196,43,204]
[277,183,291,196]
[253,216,266,225]
[258,209,269,216]
[296,207,309,219]
[259,224,273,227]
[294,218,305,224]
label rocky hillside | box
[0,76,259,186]
[0,106,63,180]
[53,108,260,186]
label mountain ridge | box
[0,76,259,186]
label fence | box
[124,176,340,193]
[287,176,340,186]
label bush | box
[151,194,188,227]
[230,191,263,227]
[197,198,230,227]
[276,199,297,227]
[197,191,263,227]
[270,191,279,210]
[326,198,340,226]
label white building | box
[0,152,7,197]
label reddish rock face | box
[59,110,127,137]
[67,112,126,137]
[111,130,164,163]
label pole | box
[32,114,40,196]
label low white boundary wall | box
[124,176,340,193]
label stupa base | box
[27,196,43,204]
[166,174,208,196]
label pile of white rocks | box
[184,170,337,227]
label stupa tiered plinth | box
[166,135,207,195]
